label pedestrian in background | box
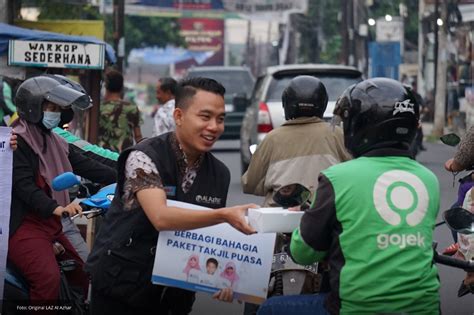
[153,77,177,136]
[99,69,143,151]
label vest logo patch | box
[164,186,176,197]
[196,195,221,205]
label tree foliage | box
[298,0,419,63]
[298,0,342,64]
[31,0,185,59]
[121,16,186,57]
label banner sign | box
[152,200,276,304]
[8,40,105,70]
[179,18,224,52]
[109,0,307,18]
[179,18,224,65]
[139,0,307,13]
[0,127,14,309]
[139,0,224,10]
[223,0,308,14]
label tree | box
[119,16,186,58]
[298,0,342,64]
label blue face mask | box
[42,111,61,129]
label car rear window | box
[187,70,255,102]
[266,74,362,102]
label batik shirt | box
[152,99,176,137]
[123,133,203,210]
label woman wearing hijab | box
[8,75,116,308]
[220,261,240,289]
[183,254,201,282]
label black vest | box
[86,132,230,272]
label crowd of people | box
[1,68,473,315]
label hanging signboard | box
[8,40,105,70]
[375,17,403,42]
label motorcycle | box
[245,183,322,315]
[267,184,325,298]
[3,172,115,315]
[435,206,474,296]
[438,133,474,296]
[52,172,115,220]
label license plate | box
[272,253,318,274]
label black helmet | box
[15,76,91,124]
[44,74,92,125]
[334,77,419,157]
[282,75,328,120]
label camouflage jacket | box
[98,99,142,152]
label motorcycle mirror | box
[442,207,474,234]
[249,144,258,155]
[52,172,80,191]
[440,133,461,146]
[273,184,311,208]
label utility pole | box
[433,0,439,100]
[0,0,8,23]
[245,19,251,67]
[417,0,425,98]
[349,0,355,66]
[0,0,14,24]
[341,0,349,64]
[113,0,125,73]
[279,11,291,65]
[433,0,448,137]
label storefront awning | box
[0,23,116,63]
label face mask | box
[42,111,61,129]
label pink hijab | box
[183,254,201,276]
[13,119,72,206]
[220,262,240,286]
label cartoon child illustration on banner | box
[199,257,219,286]
[183,254,201,282]
[220,261,240,290]
[206,258,218,275]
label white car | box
[240,64,363,173]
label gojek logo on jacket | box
[373,170,429,250]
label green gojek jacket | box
[53,127,119,169]
[290,149,440,315]
[0,80,17,125]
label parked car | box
[186,66,255,140]
[240,64,363,173]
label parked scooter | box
[3,173,115,315]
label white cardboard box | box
[248,207,304,233]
